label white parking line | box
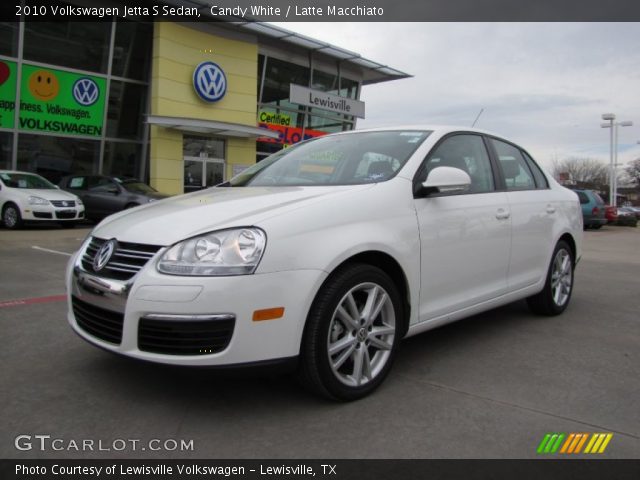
[32,246,73,257]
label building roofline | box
[160,0,411,85]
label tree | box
[624,158,640,187]
[551,157,609,188]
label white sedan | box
[66,126,582,400]
[1,170,85,229]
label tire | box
[124,203,139,210]
[298,263,403,401]
[592,224,602,229]
[2,203,23,229]
[526,240,574,316]
[59,222,77,229]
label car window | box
[67,177,87,190]
[491,139,536,191]
[593,192,605,205]
[229,130,431,187]
[522,151,549,189]
[0,172,57,189]
[576,191,589,204]
[420,134,495,194]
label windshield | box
[122,181,157,194]
[229,130,431,187]
[0,172,57,189]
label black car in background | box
[58,175,169,221]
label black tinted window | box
[576,192,588,204]
[422,134,495,194]
[491,139,536,191]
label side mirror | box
[418,166,471,197]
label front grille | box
[138,317,235,356]
[82,237,162,281]
[33,212,53,219]
[72,296,124,345]
[51,200,75,207]
[55,211,77,219]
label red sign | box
[257,123,327,146]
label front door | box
[182,135,225,192]
[414,134,512,321]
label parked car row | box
[571,188,639,229]
[1,170,166,229]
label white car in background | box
[0,170,85,229]
[66,126,582,400]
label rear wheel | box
[592,224,602,230]
[298,264,403,401]
[2,203,23,229]
[527,240,574,316]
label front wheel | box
[527,240,574,316]
[2,203,23,229]
[298,264,403,401]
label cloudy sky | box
[272,22,640,171]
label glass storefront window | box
[340,77,359,100]
[0,21,18,57]
[262,57,310,111]
[103,141,143,179]
[183,135,225,159]
[24,21,111,74]
[112,21,152,81]
[0,132,12,169]
[106,81,147,140]
[306,114,351,134]
[17,134,99,184]
[312,69,339,94]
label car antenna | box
[471,108,484,127]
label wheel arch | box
[557,232,577,265]
[319,250,412,338]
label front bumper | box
[66,249,327,366]
[23,204,85,221]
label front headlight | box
[28,196,50,206]
[76,198,83,206]
[157,227,267,276]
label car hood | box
[12,188,80,202]
[93,185,372,245]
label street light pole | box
[602,114,615,205]
[601,115,633,207]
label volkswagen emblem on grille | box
[93,239,117,272]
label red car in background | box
[605,205,618,224]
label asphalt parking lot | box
[1,224,639,459]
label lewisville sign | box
[0,60,106,136]
[289,84,365,119]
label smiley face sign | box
[0,61,10,86]
[28,69,60,101]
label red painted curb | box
[0,294,67,309]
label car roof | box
[334,124,499,137]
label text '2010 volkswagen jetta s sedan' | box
[66,126,582,400]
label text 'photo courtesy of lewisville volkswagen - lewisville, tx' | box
[1,1,640,479]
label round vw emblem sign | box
[193,61,227,103]
[72,78,100,106]
[93,239,117,272]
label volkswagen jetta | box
[66,126,582,400]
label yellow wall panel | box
[149,22,258,194]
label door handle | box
[495,208,510,220]
[546,205,556,214]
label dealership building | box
[0,9,408,194]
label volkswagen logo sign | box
[72,78,100,106]
[193,61,227,103]
[93,239,117,272]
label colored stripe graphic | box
[538,433,613,454]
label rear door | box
[488,138,556,291]
[414,133,511,321]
